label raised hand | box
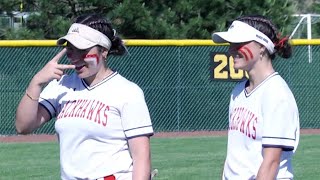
[32,48,75,86]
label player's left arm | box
[258,88,299,180]
[128,135,151,180]
[256,147,282,180]
[122,84,154,179]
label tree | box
[0,0,297,39]
[306,1,320,38]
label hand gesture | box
[32,48,75,86]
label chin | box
[234,65,247,72]
[233,63,242,70]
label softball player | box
[16,14,154,180]
[212,15,300,179]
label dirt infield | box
[0,129,319,143]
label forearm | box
[129,136,152,180]
[132,158,151,180]
[256,159,280,180]
[15,80,43,134]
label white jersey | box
[39,72,154,180]
[223,72,300,180]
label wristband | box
[25,91,39,101]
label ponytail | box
[274,36,292,59]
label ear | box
[101,48,109,58]
[259,45,267,56]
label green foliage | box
[111,0,154,38]
[0,0,21,13]
[3,27,43,39]
[0,0,297,39]
[308,2,320,38]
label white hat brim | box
[57,34,97,50]
[212,31,253,44]
[211,21,275,54]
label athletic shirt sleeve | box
[121,84,154,139]
[39,78,65,119]
[261,87,299,151]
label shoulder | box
[262,74,297,106]
[263,74,293,98]
[112,73,144,96]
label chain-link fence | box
[0,40,319,135]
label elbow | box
[15,121,32,135]
[15,126,30,135]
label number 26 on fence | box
[210,52,249,81]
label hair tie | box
[113,29,116,36]
[111,29,117,41]
[275,36,289,49]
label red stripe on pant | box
[104,175,115,180]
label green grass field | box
[0,135,319,179]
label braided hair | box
[236,15,292,60]
[74,14,126,56]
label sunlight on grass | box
[0,135,318,179]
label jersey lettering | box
[94,102,105,124]
[57,101,71,119]
[64,100,75,118]
[87,100,98,120]
[102,106,109,126]
[57,99,109,127]
[75,99,87,117]
[68,99,83,117]
[229,107,258,139]
[80,99,90,118]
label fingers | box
[52,73,63,81]
[56,64,76,70]
[54,69,64,76]
[51,48,67,63]
[53,65,75,80]
[52,68,69,81]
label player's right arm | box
[15,80,50,134]
[15,49,75,134]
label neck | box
[246,59,275,92]
[84,68,113,87]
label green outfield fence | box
[0,39,319,135]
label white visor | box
[212,21,275,54]
[57,23,112,50]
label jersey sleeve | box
[261,93,299,151]
[121,85,154,139]
[39,79,62,119]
